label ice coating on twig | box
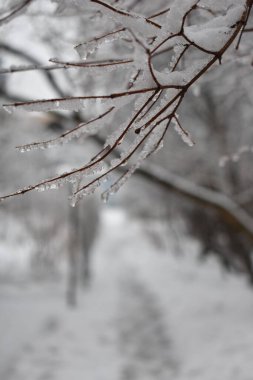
[17,107,115,152]
[0,0,248,204]
[75,28,130,60]
[3,98,98,113]
[101,120,168,202]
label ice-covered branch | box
[0,0,251,204]
[16,107,115,152]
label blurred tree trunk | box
[80,229,91,286]
[66,189,99,306]
[79,196,99,287]
[66,202,79,307]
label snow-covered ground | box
[1,207,253,380]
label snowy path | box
[118,272,178,380]
[0,270,121,380]
[0,209,178,380]
[1,208,253,380]
[0,287,62,380]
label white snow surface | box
[0,208,253,380]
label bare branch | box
[0,0,33,25]
[49,58,134,68]
[90,0,162,29]
[16,107,115,152]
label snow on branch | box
[0,0,252,205]
[16,107,115,152]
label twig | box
[0,0,33,25]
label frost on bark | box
[0,0,252,205]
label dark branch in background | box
[138,164,253,241]
[0,43,66,98]
[0,0,33,25]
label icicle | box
[71,177,103,205]
[101,163,138,203]
[172,115,195,147]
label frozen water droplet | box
[101,191,109,203]
[70,197,77,207]
[37,186,45,192]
